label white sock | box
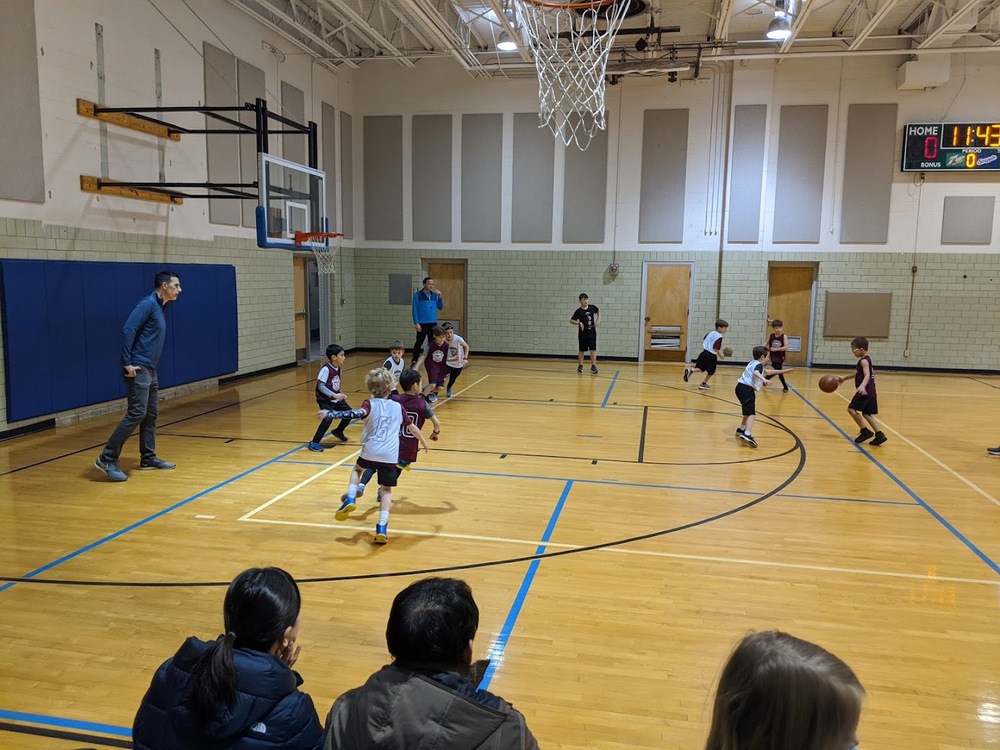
[378,510,390,526]
[347,483,358,499]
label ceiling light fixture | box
[497,30,518,51]
[765,15,791,40]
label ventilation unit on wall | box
[896,56,951,90]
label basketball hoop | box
[514,0,631,150]
[294,231,343,275]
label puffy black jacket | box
[133,637,324,750]
[324,664,539,750]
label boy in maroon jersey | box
[836,336,887,446]
[355,369,440,500]
[308,344,353,451]
[415,326,449,403]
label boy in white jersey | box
[323,369,429,544]
[734,346,793,448]
[382,340,406,393]
[685,319,729,390]
[442,323,470,398]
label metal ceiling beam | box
[917,0,983,46]
[225,0,358,68]
[315,0,418,65]
[780,0,821,52]
[711,0,736,42]
[847,0,904,48]
[483,0,533,62]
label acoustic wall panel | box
[462,114,503,242]
[773,105,828,243]
[638,109,688,243]
[412,115,453,242]
[0,261,238,422]
[728,105,767,243]
[281,82,306,165]
[204,43,241,226]
[563,122,608,243]
[363,116,403,241]
[840,103,897,244]
[341,112,354,239]
[0,0,44,202]
[941,196,995,245]
[322,103,338,233]
[512,113,555,243]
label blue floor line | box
[795,392,1000,576]
[479,479,573,690]
[0,708,130,737]
[0,444,307,594]
[601,370,620,407]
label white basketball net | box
[309,236,342,275]
[515,0,631,150]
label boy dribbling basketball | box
[837,336,887,446]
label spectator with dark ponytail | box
[133,567,324,749]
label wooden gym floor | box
[1,356,998,749]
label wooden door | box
[766,265,815,366]
[643,263,691,362]
[293,256,308,361]
[427,261,467,336]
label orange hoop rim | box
[293,231,344,246]
[514,0,617,9]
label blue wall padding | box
[0,260,239,422]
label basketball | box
[819,375,840,393]
[722,347,733,357]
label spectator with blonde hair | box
[705,630,864,750]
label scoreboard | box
[901,122,1000,172]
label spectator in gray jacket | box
[324,577,538,750]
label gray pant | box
[101,367,159,462]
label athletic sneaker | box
[739,433,758,448]
[446,389,453,398]
[854,428,874,444]
[591,365,598,374]
[94,456,128,482]
[735,427,745,436]
[698,383,710,390]
[988,446,1000,456]
[683,368,691,383]
[374,523,389,545]
[871,432,888,446]
[577,364,583,373]
[335,494,357,521]
[139,457,176,470]
[427,393,438,404]
[307,442,324,452]
[782,387,789,393]
[329,430,348,442]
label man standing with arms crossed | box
[95,270,181,482]
[410,276,443,368]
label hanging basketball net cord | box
[514,0,632,150]
[294,231,344,275]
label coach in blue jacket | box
[410,276,444,367]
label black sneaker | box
[683,368,691,383]
[988,446,1000,456]
[139,457,176,470]
[95,456,128,482]
[854,428,874,444]
[577,364,583,373]
[590,365,598,374]
[739,433,758,448]
[735,427,745,436]
[329,430,348,442]
[871,432,888,446]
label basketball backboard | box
[255,153,328,249]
